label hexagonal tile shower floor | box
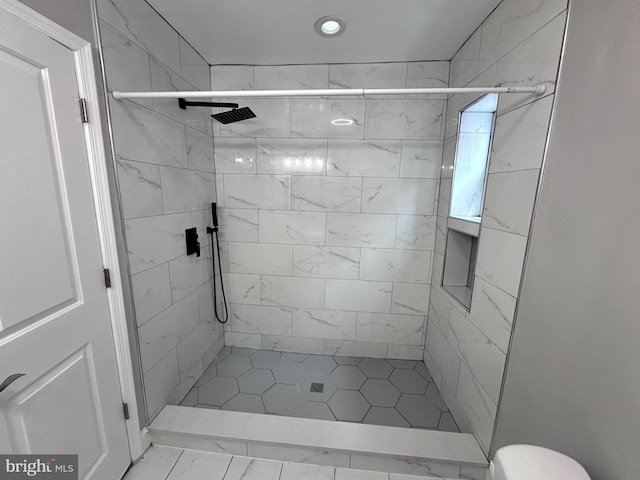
[175,347,459,432]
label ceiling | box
[146,0,502,65]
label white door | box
[0,5,131,480]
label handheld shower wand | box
[207,203,229,324]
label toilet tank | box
[491,445,591,480]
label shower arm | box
[112,84,546,100]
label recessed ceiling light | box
[315,16,346,37]
[331,118,353,126]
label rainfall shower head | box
[211,107,256,124]
[177,98,256,124]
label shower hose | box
[207,226,229,324]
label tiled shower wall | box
[96,0,224,420]
[425,0,568,453]
[211,62,449,359]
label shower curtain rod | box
[112,84,545,100]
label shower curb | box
[149,406,488,480]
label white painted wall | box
[493,1,640,478]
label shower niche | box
[442,228,478,310]
[441,93,498,310]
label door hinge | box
[79,98,89,123]
[103,268,111,288]
[122,403,130,420]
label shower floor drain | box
[310,383,324,393]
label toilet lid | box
[493,445,591,480]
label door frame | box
[0,0,143,460]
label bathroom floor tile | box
[358,358,393,379]
[238,368,276,394]
[179,348,459,432]
[222,393,265,414]
[217,355,252,377]
[328,390,371,422]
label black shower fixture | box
[178,98,256,124]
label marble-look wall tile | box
[186,129,215,173]
[494,12,567,114]
[475,227,528,297]
[350,454,460,478]
[447,310,506,403]
[399,140,443,178]
[168,253,209,302]
[256,65,329,89]
[226,273,260,305]
[490,95,554,173]
[426,322,461,394]
[437,178,452,218]
[449,29,481,88]
[325,279,392,313]
[293,309,357,341]
[406,61,450,97]
[220,99,290,138]
[429,287,452,337]
[179,37,209,91]
[210,66,254,91]
[131,263,172,326]
[292,176,361,213]
[109,99,187,168]
[291,99,365,138]
[138,291,200,372]
[260,276,325,309]
[364,100,444,139]
[225,332,261,349]
[177,320,220,378]
[97,0,180,71]
[356,313,424,345]
[479,0,567,71]
[361,178,437,215]
[197,281,215,320]
[227,304,292,336]
[322,340,387,358]
[259,210,326,245]
[257,138,327,175]
[125,212,192,275]
[228,242,292,275]
[482,169,540,236]
[261,335,323,355]
[391,283,430,315]
[160,167,210,214]
[99,21,152,108]
[293,246,360,279]
[456,365,497,452]
[150,58,210,134]
[360,248,432,283]
[224,174,291,210]
[440,138,456,178]
[143,349,179,417]
[100,0,222,423]
[329,63,407,89]
[326,213,396,248]
[395,215,436,250]
[469,278,516,353]
[218,208,259,242]
[327,139,401,177]
[387,344,424,360]
[214,138,257,174]
[116,159,162,219]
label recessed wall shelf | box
[442,229,478,311]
